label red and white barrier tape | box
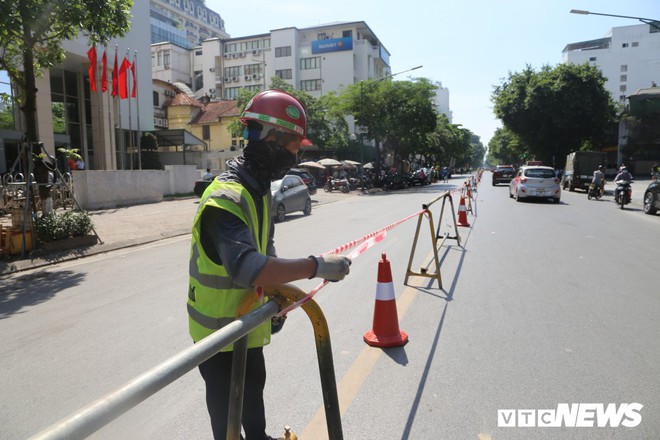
[275,208,425,316]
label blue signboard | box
[312,37,353,54]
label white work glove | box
[309,255,352,281]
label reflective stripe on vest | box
[188,179,272,349]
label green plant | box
[34,210,93,242]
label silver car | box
[271,175,312,222]
[509,165,561,203]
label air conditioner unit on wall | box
[252,73,259,80]
[232,53,238,58]
[232,76,238,82]
[244,75,251,81]
[223,53,230,59]
[224,77,230,82]
[252,49,261,56]
[239,52,246,58]
[209,67,215,72]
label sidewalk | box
[0,189,359,276]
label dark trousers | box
[198,347,267,440]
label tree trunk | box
[21,18,53,215]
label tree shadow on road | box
[0,269,85,319]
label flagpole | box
[104,46,116,170]
[116,45,125,170]
[126,48,133,170]
[94,45,105,169]
[134,50,142,170]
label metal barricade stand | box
[227,284,343,440]
[404,202,443,289]
[434,191,461,247]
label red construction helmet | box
[240,90,306,137]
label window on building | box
[275,69,292,80]
[157,51,162,66]
[0,70,15,130]
[300,57,321,70]
[342,30,352,38]
[245,85,261,93]
[622,43,629,48]
[300,79,321,92]
[620,85,627,92]
[152,53,156,67]
[224,87,240,100]
[620,75,627,82]
[244,64,262,76]
[631,42,639,47]
[619,95,626,101]
[275,46,291,57]
[163,51,170,67]
[153,91,159,106]
[589,57,597,61]
[621,65,628,72]
[202,125,210,140]
[224,66,242,78]
[317,33,327,40]
[195,49,202,56]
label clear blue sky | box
[207,0,659,147]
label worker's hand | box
[309,255,352,281]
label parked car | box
[643,179,660,215]
[271,175,312,222]
[286,168,318,195]
[193,175,215,197]
[509,165,561,203]
[492,165,515,186]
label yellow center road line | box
[300,276,420,439]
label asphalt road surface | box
[1,174,658,440]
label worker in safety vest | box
[188,89,351,440]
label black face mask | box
[243,139,297,190]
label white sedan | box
[509,165,561,204]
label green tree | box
[341,78,437,173]
[487,127,526,165]
[492,63,617,168]
[140,132,162,170]
[0,0,133,212]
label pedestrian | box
[75,158,85,170]
[188,89,351,440]
[203,167,214,180]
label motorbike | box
[614,180,632,209]
[324,177,350,193]
[587,183,604,200]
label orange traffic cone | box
[364,253,408,348]
[457,194,471,227]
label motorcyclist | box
[613,166,633,202]
[590,165,605,196]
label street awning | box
[152,129,207,149]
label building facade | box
[563,23,660,104]
[1,2,153,173]
[153,21,393,102]
[150,0,229,49]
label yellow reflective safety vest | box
[188,178,272,350]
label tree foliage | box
[492,63,617,167]
[487,126,527,165]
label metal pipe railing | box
[29,301,280,440]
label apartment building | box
[563,23,660,104]
[153,21,392,101]
[150,0,229,49]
